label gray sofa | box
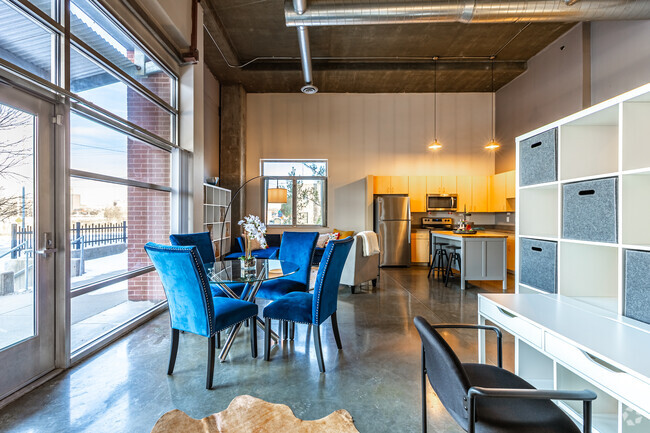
[340,234,380,293]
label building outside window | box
[0,0,179,358]
[261,160,327,227]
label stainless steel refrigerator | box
[374,195,411,267]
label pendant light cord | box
[434,57,437,141]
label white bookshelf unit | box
[203,183,231,260]
[478,83,650,433]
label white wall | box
[496,20,650,173]
[246,93,494,232]
[591,21,650,104]
[204,65,220,179]
[495,24,585,173]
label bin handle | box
[530,142,542,149]
[531,247,542,252]
[578,190,595,196]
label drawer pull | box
[583,351,624,373]
[530,141,542,149]
[497,307,517,318]
[531,247,542,252]
[578,189,595,196]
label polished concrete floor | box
[0,268,514,433]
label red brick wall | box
[127,68,172,302]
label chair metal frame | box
[420,322,596,433]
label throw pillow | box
[316,233,331,248]
[326,232,340,245]
[333,229,354,240]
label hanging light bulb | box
[429,56,442,150]
[485,56,500,151]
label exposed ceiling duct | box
[284,0,650,26]
[293,0,318,94]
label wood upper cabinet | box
[373,176,409,194]
[471,176,489,212]
[409,176,427,212]
[426,176,457,194]
[506,170,516,199]
[456,175,472,213]
[391,176,409,194]
[489,172,507,212]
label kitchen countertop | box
[431,230,509,238]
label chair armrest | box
[467,387,597,433]
[468,387,597,401]
[432,324,503,368]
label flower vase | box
[240,236,257,273]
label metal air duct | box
[294,0,318,94]
[285,0,650,26]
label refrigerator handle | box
[408,220,411,243]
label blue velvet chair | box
[144,242,258,389]
[263,237,354,373]
[169,232,246,300]
[255,231,319,301]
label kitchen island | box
[430,231,508,291]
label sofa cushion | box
[224,247,279,260]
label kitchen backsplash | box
[412,211,502,226]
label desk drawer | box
[479,298,542,348]
[545,332,650,412]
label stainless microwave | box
[426,194,458,212]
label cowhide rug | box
[150,395,360,433]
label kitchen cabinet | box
[489,172,507,212]
[426,176,457,194]
[411,230,430,264]
[471,176,489,212]
[373,176,409,194]
[408,176,427,212]
[456,176,472,213]
[506,234,515,271]
[506,170,516,198]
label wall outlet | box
[506,216,510,223]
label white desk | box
[431,231,507,291]
[478,293,650,432]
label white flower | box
[238,214,267,248]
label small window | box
[261,160,327,227]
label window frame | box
[261,160,328,228]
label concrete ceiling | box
[202,0,576,93]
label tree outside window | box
[262,161,327,227]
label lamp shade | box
[268,187,288,204]
[485,139,500,150]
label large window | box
[262,160,327,227]
[0,0,178,355]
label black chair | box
[414,317,596,433]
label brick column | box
[127,69,171,302]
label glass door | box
[0,85,55,399]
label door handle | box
[35,248,57,256]
[36,232,57,256]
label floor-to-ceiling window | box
[0,0,180,369]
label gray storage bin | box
[624,249,650,325]
[519,128,557,187]
[519,238,557,294]
[562,177,618,243]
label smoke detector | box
[301,84,318,94]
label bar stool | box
[428,242,449,280]
[445,245,461,287]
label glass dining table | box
[206,259,299,361]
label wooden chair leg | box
[282,321,288,340]
[207,335,216,389]
[168,328,179,375]
[351,285,356,294]
[331,312,342,350]
[372,279,377,287]
[313,324,325,373]
[289,322,295,340]
[250,317,258,358]
[264,317,272,361]
[216,331,221,349]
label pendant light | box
[485,56,500,151]
[428,56,442,150]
